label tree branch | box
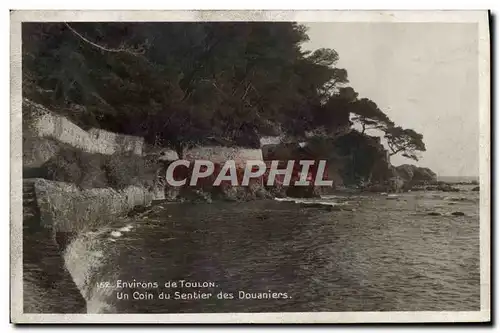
[241,82,252,100]
[64,23,145,56]
[389,146,406,156]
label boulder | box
[256,187,273,199]
[392,164,438,191]
[388,177,405,193]
[327,205,343,212]
[451,211,465,216]
[286,186,321,199]
[298,202,337,212]
[178,187,213,203]
[394,164,415,183]
[364,183,390,193]
[266,183,288,198]
[412,167,438,183]
[436,183,460,192]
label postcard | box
[10,9,491,324]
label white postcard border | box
[10,9,491,324]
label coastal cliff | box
[262,130,391,192]
[260,130,439,194]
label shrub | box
[103,152,157,190]
[77,152,108,189]
[23,135,62,171]
[40,146,158,190]
[41,147,107,189]
[42,148,84,186]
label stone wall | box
[184,146,264,167]
[150,145,265,167]
[23,99,144,156]
[33,178,153,233]
[23,178,154,314]
[260,136,283,146]
[88,128,144,156]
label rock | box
[438,183,460,192]
[164,185,181,201]
[364,176,406,193]
[267,184,288,198]
[427,212,441,216]
[213,186,239,202]
[451,211,465,216]
[394,164,415,183]
[179,188,213,203]
[273,191,287,198]
[409,186,425,191]
[471,186,480,192]
[255,187,273,199]
[413,167,438,183]
[389,176,405,193]
[298,202,339,212]
[286,186,321,199]
[364,183,389,193]
[391,164,438,191]
[299,202,326,209]
[255,213,270,220]
[445,196,472,202]
[395,164,437,184]
[425,183,460,192]
[209,181,275,202]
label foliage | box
[40,146,158,190]
[22,22,426,162]
[350,98,394,134]
[327,130,388,184]
[22,22,350,153]
[384,126,426,161]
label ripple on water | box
[63,194,479,313]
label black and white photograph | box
[10,10,490,323]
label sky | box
[302,23,479,177]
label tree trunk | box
[175,142,184,159]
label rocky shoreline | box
[21,101,479,314]
[22,167,478,314]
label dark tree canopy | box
[22,22,426,162]
[350,98,394,134]
[23,22,352,153]
[384,126,426,161]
